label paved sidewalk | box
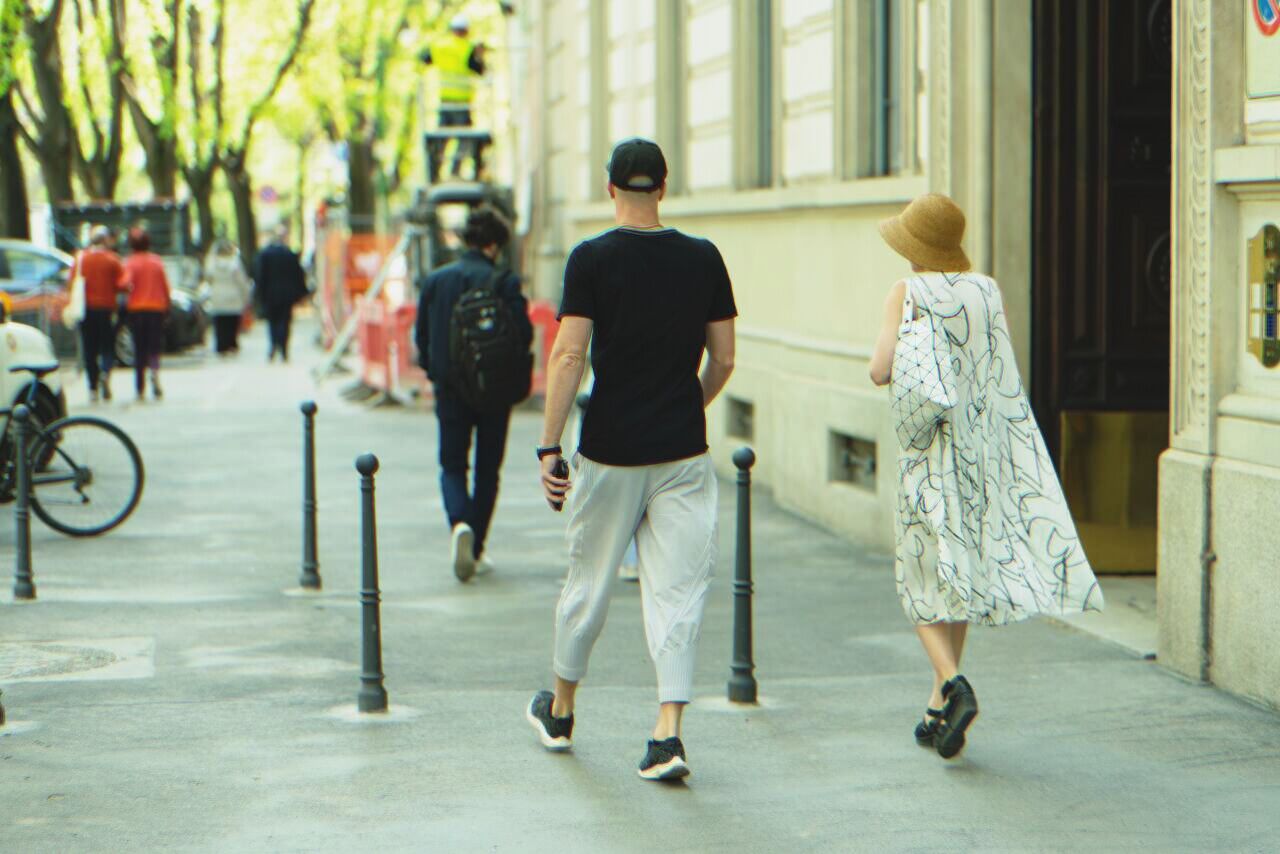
[1,322,1277,853]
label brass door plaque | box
[1247,224,1280,368]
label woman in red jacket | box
[122,228,171,401]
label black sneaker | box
[526,690,573,751]
[638,737,690,781]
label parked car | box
[0,239,209,363]
[0,239,77,358]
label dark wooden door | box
[1031,0,1172,457]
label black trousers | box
[79,309,116,391]
[213,314,240,353]
[130,311,165,392]
[434,383,511,560]
[266,309,292,361]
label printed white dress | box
[894,273,1104,626]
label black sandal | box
[934,675,979,760]
[914,707,944,747]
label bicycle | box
[0,362,145,536]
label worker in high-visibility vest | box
[421,15,487,177]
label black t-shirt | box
[559,227,737,466]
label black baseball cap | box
[606,138,667,192]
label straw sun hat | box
[878,193,971,272]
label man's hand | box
[541,454,571,511]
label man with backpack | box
[415,206,533,582]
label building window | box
[779,0,836,183]
[608,0,657,143]
[684,0,734,192]
[870,0,902,176]
[838,0,922,178]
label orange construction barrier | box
[356,298,561,405]
[528,300,560,397]
[358,301,428,401]
[345,234,400,296]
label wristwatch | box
[536,444,563,460]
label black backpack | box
[447,268,533,412]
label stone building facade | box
[506,0,1280,711]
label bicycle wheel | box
[28,416,145,537]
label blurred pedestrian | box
[869,193,1104,760]
[414,206,532,582]
[122,227,171,402]
[204,239,251,356]
[528,139,737,781]
[253,227,308,363]
[420,14,486,178]
[74,225,127,401]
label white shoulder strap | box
[900,278,921,326]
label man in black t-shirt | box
[524,139,738,781]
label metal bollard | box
[299,402,321,590]
[727,447,757,704]
[355,453,388,713]
[12,405,35,601]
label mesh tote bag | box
[890,282,957,450]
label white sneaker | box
[451,523,476,582]
[475,555,495,577]
[618,562,640,583]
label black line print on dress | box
[893,273,1103,626]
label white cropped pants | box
[553,453,719,704]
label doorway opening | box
[1031,0,1173,574]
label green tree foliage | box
[118,0,182,198]
[11,0,131,207]
[301,0,464,233]
[216,0,314,264]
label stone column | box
[1159,0,1245,683]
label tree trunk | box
[347,135,376,234]
[184,165,216,254]
[226,161,257,271]
[125,97,180,199]
[23,3,77,204]
[0,91,30,239]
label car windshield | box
[2,249,65,286]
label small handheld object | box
[549,458,569,512]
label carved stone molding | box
[1171,0,1212,451]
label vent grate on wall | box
[830,431,876,490]
[728,397,755,441]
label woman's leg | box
[915,621,962,709]
[950,621,969,670]
[131,315,147,396]
[80,317,101,393]
[147,315,163,397]
[213,315,228,353]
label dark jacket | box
[415,250,532,384]
[253,242,308,314]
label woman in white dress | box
[204,239,252,356]
[868,194,1104,759]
